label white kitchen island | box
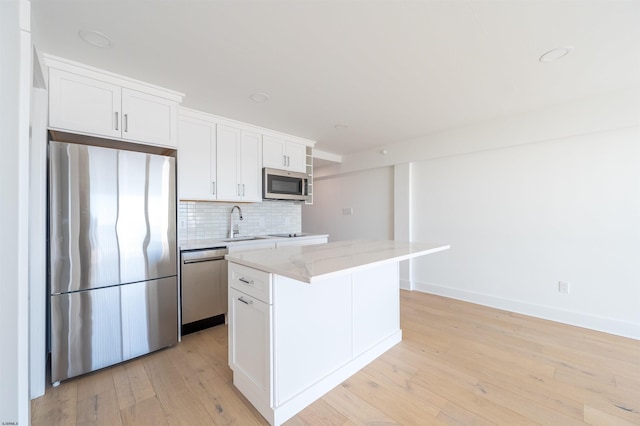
[225,240,450,426]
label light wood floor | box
[32,291,640,425]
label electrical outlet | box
[342,207,353,216]
[558,281,570,294]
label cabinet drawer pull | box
[212,181,216,195]
[124,114,129,132]
[114,112,119,130]
[238,296,253,305]
[239,277,254,285]
[283,155,287,167]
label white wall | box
[302,167,394,241]
[309,89,640,339]
[0,0,31,423]
[411,127,640,338]
[29,86,48,399]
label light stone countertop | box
[225,240,450,283]
[179,234,329,251]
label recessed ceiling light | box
[539,46,574,63]
[334,124,348,130]
[78,30,113,48]
[249,92,269,103]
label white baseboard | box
[399,279,412,291]
[412,281,640,341]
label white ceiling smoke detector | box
[539,46,574,63]
[250,92,269,103]
[78,30,112,48]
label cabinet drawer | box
[229,262,272,304]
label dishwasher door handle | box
[182,248,228,264]
[183,257,224,264]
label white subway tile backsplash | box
[178,200,302,242]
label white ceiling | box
[31,1,640,157]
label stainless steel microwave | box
[263,167,309,201]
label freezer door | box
[49,141,176,293]
[50,276,178,383]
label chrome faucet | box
[228,205,243,239]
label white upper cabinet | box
[48,69,122,139]
[240,131,262,201]
[177,113,216,201]
[120,88,178,146]
[262,135,307,173]
[216,124,241,201]
[216,124,262,202]
[46,55,183,148]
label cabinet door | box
[121,88,178,148]
[272,274,351,405]
[240,130,262,202]
[352,263,399,356]
[216,124,241,201]
[285,141,307,173]
[262,135,286,169]
[228,288,271,403]
[177,118,216,200]
[48,68,121,139]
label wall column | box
[394,163,412,290]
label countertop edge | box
[226,243,451,283]
[179,234,330,251]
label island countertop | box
[225,240,450,283]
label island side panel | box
[273,274,352,406]
[352,262,400,356]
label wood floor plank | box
[360,350,450,412]
[436,401,499,426]
[112,358,156,410]
[75,368,115,400]
[321,384,400,425]
[584,404,638,426]
[342,369,444,424]
[142,348,216,425]
[31,291,640,426]
[183,368,267,425]
[31,380,78,426]
[76,389,123,426]
[285,397,350,426]
[120,396,169,426]
[473,379,586,426]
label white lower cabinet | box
[228,287,272,414]
[272,274,351,406]
[228,260,400,426]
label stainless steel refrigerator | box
[49,141,178,384]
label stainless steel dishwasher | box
[180,247,228,335]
